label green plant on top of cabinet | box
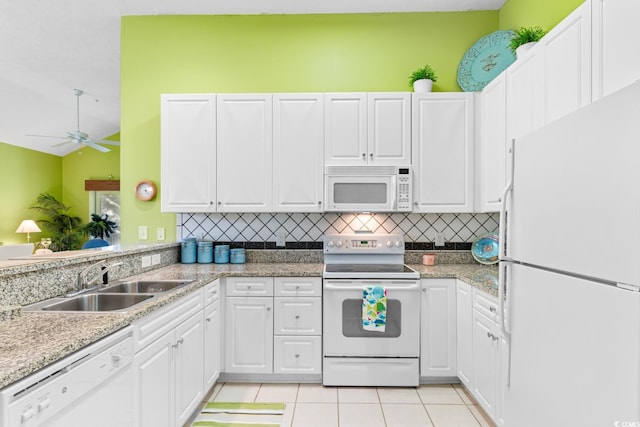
[161,94,217,213]
[412,93,475,212]
[325,93,411,166]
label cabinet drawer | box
[274,277,321,297]
[473,288,499,322]
[204,279,220,305]
[133,289,204,352]
[274,297,322,335]
[273,336,322,374]
[225,277,274,297]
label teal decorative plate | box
[457,30,516,92]
[471,234,499,265]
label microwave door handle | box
[390,175,397,210]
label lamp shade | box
[16,220,41,234]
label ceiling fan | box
[28,89,120,153]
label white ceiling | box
[0,0,505,156]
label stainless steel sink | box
[41,293,154,312]
[99,279,193,294]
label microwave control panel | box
[397,168,412,211]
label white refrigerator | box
[499,81,640,426]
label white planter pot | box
[413,79,433,93]
[516,41,537,58]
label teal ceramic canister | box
[197,241,213,264]
[214,245,230,264]
[181,237,197,264]
[230,248,246,264]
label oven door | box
[323,279,420,357]
[325,174,396,212]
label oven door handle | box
[324,283,420,291]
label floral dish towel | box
[362,286,387,332]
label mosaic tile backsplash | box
[177,212,499,250]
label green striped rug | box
[191,402,286,427]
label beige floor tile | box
[376,387,422,404]
[292,403,339,427]
[255,383,299,403]
[339,403,386,427]
[425,404,481,427]
[297,383,338,403]
[467,404,496,427]
[453,383,477,405]
[213,382,261,402]
[418,384,464,404]
[281,402,296,427]
[338,386,380,403]
[382,403,434,427]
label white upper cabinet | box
[478,74,507,213]
[367,93,412,165]
[324,93,367,165]
[506,51,544,142]
[325,93,411,166]
[160,94,216,213]
[591,0,640,100]
[217,94,273,212]
[412,93,475,212]
[273,94,324,212]
[538,2,592,125]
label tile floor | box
[194,382,496,427]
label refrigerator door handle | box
[499,260,512,386]
[498,139,515,261]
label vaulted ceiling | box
[0,0,505,156]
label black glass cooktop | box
[325,264,415,274]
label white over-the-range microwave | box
[324,166,413,212]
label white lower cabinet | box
[472,307,499,418]
[203,280,222,393]
[456,280,473,388]
[273,277,322,375]
[224,277,275,374]
[420,279,457,378]
[133,289,205,427]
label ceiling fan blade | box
[84,141,111,152]
[94,140,120,146]
[27,134,69,140]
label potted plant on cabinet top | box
[409,64,438,92]
[510,26,546,58]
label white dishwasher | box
[0,326,134,427]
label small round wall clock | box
[457,30,517,92]
[135,180,157,201]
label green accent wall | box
[120,12,499,244]
[61,136,120,222]
[0,142,62,244]
[499,0,584,32]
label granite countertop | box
[0,262,497,389]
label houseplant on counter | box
[409,64,438,92]
[82,213,117,247]
[510,26,546,58]
[30,193,84,251]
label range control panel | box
[323,233,405,254]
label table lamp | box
[16,220,41,243]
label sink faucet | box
[70,260,124,296]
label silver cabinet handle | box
[295,315,300,319]
[318,201,322,205]
[178,338,184,345]
[295,353,300,358]
[361,153,366,159]
[369,153,373,158]
[206,317,212,323]
[247,285,252,290]
[217,201,222,205]
[266,306,271,311]
[414,201,418,206]
[295,285,300,290]
[490,306,497,313]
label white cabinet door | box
[456,280,473,388]
[420,279,457,377]
[274,297,322,336]
[134,331,174,427]
[217,94,273,212]
[478,74,507,213]
[506,52,544,142]
[412,93,475,212]
[175,312,204,427]
[324,93,367,165]
[273,336,322,374]
[273,94,324,212]
[591,0,640,100]
[367,92,411,165]
[225,297,274,374]
[203,298,221,393]
[539,2,592,125]
[160,94,216,212]
[472,309,499,420]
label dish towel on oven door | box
[363,286,387,332]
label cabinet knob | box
[295,285,300,290]
[206,317,212,323]
[247,285,252,290]
[369,153,373,158]
[318,201,322,205]
[487,332,494,339]
[422,288,426,293]
[295,353,300,358]
[266,306,271,311]
[498,198,502,203]
[489,306,497,313]
[178,338,184,345]
[217,201,222,205]
[414,201,418,206]
[295,315,300,319]
[362,153,366,159]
